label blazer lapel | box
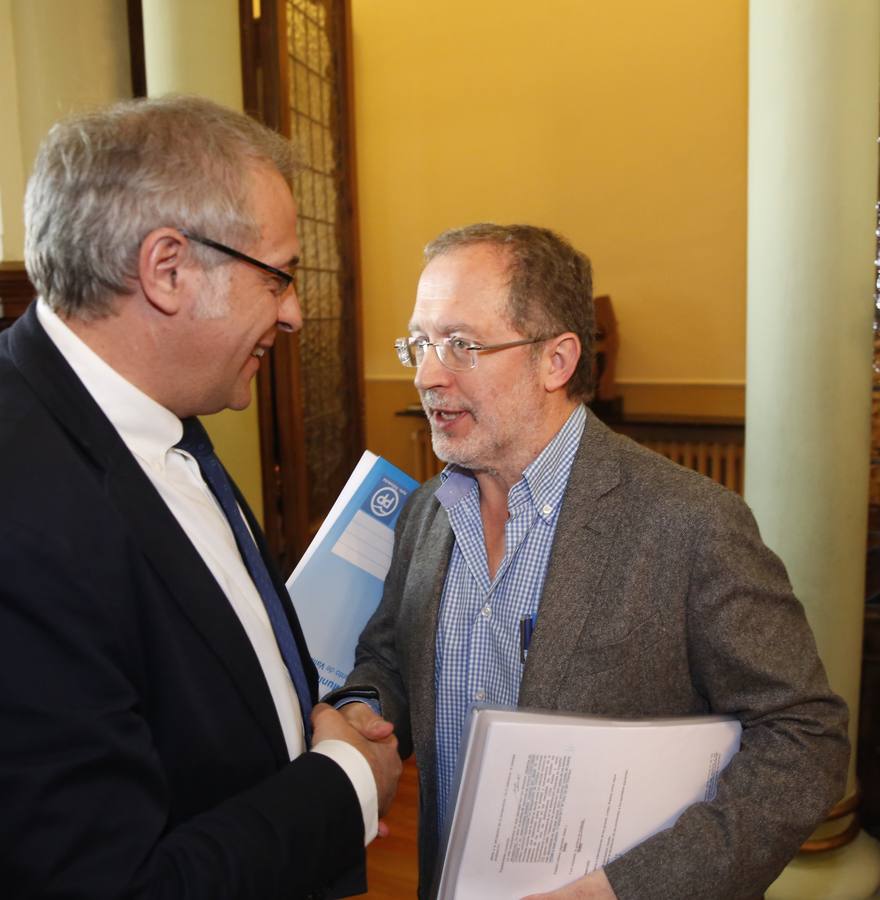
[407,503,453,736]
[9,306,289,763]
[520,410,624,708]
[402,499,453,850]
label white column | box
[747,1,880,896]
[140,0,265,520]
[141,0,243,109]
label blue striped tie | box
[175,417,313,744]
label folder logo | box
[370,484,401,518]
[333,477,411,581]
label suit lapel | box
[108,466,290,762]
[9,306,289,763]
[520,410,624,708]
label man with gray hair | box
[0,96,400,899]
[340,223,849,899]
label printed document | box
[435,707,741,899]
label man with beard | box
[337,223,848,900]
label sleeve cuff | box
[311,738,379,845]
[334,696,382,716]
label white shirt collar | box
[36,297,183,471]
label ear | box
[138,228,191,316]
[543,332,581,394]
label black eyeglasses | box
[181,229,295,293]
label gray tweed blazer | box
[347,408,849,900]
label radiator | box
[640,440,744,494]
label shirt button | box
[481,605,491,619]
[474,689,486,701]
[542,503,553,516]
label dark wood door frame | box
[240,0,365,574]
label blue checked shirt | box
[433,404,586,829]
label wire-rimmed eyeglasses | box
[181,229,295,294]
[394,335,552,372]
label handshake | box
[312,701,402,829]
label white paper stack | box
[436,707,741,899]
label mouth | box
[425,404,469,430]
[421,390,471,431]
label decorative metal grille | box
[286,0,358,519]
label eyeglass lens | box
[401,339,474,371]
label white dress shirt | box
[36,298,378,843]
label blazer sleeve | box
[603,488,850,900]
[0,518,365,900]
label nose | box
[277,284,303,334]
[414,342,453,392]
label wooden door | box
[240,0,365,573]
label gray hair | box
[24,95,296,320]
[424,223,595,402]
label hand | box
[521,869,617,900]
[311,703,402,818]
[338,699,396,742]
[335,702,399,836]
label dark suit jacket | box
[0,305,364,899]
[347,407,849,900]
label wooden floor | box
[364,757,420,898]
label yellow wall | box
[0,1,753,499]
[0,0,25,260]
[350,0,749,431]
[1,0,131,260]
